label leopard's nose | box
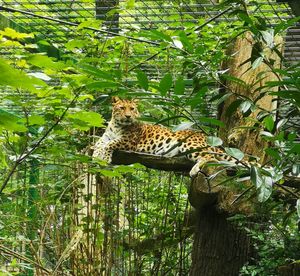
[125,115,131,119]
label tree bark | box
[190,208,254,276]
[189,32,283,275]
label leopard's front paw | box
[102,150,113,164]
[189,163,200,177]
[189,160,207,177]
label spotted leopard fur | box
[93,97,243,177]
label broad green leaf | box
[65,39,87,50]
[99,169,122,177]
[174,76,185,95]
[68,111,104,128]
[265,148,280,160]
[271,90,300,107]
[136,70,148,90]
[240,100,252,114]
[28,115,46,126]
[199,117,225,127]
[78,63,114,80]
[150,30,172,42]
[221,74,247,87]
[263,116,274,132]
[257,176,273,202]
[225,99,243,117]
[207,136,223,147]
[274,16,300,34]
[27,54,66,70]
[0,110,27,132]
[211,92,233,105]
[159,73,172,96]
[126,0,135,9]
[260,29,274,47]
[250,166,262,188]
[289,144,300,154]
[0,58,45,92]
[225,147,244,161]
[178,31,193,52]
[77,19,102,30]
[252,56,263,69]
[0,27,33,40]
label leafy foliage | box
[0,1,299,275]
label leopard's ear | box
[133,99,139,104]
[112,96,120,104]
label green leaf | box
[136,70,148,90]
[260,29,274,48]
[78,63,115,80]
[85,81,119,90]
[27,54,66,70]
[174,76,185,95]
[0,58,46,92]
[159,73,172,96]
[257,176,273,202]
[126,0,135,9]
[28,115,45,126]
[199,117,225,127]
[297,199,300,218]
[250,166,262,188]
[207,136,223,147]
[0,27,33,40]
[68,111,105,128]
[263,116,274,132]
[225,147,244,161]
[221,74,247,87]
[99,169,122,177]
[173,121,194,131]
[240,100,252,114]
[178,31,193,52]
[252,57,263,69]
[225,99,243,117]
[271,90,300,107]
[65,39,87,50]
[77,19,102,30]
[265,148,280,160]
[0,110,27,132]
[289,144,300,154]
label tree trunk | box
[190,208,253,276]
[189,32,283,275]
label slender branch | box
[0,244,51,274]
[0,92,80,194]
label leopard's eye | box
[120,106,125,110]
[130,107,135,111]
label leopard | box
[93,97,247,177]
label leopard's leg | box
[189,154,218,177]
[93,138,124,163]
[102,139,124,163]
[93,138,105,159]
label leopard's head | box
[111,96,139,126]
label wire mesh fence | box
[0,0,299,274]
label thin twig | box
[0,244,51,274]
[0,91,80,194]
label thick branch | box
[112,150,194,172]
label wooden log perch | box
[111,150,300,212]
[111,150,194,172]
